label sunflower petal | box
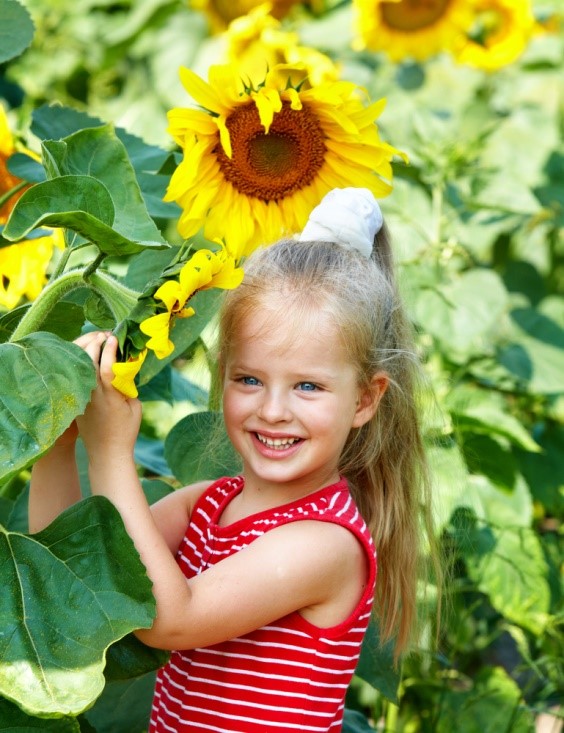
[140,313,175,360]
[111,349,147,399]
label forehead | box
[234,297,346,361]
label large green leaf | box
[2,176,165,256]
[0,497,155,717]
[446,385,540,453]
[414,269,508,359]
[354,619,399,703]
[0,696,79,730]
[0,333,96,485]
[499,307,564,394]
[165,411,241,485]
[436,667,534,733]
[463,519,550,634]
[83,671,156,733]
[3,123,170,255]
[41,125,167,246]
[31,105,169,174]
[0,0,34,64]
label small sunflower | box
[190,0,301,32]
[138,247,244,360]
[352,0,475,62]
[0,106,63,310]
[165,63,404,258]
[454,0,536,71]
[224,4,339,87]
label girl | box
[29,188,434,733]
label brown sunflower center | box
[215,100,326,202]
[380,0,452,32]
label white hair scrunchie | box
[298,187,383,259]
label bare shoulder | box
[151,479,215,554]
[271,520,367,571]
[258,520,370,626]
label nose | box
[257,387,291,423]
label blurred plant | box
[453,0,538,70]
[189,0,303,31]
[352,0,475,62]
[351,0,554,70]
[221,3,340,85]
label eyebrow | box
[229,363,341,382]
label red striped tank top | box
[149,475,377,733]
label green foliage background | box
[0,0,562,731]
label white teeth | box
[256,434,299,449]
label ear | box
[351,372,388,428]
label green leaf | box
[104,635,168,682]
[464,519,550,634]
[500,308,564,394]
[0,333,96,484]
[0,496,155,717]
[354,618,400,703]
[31,105,169,174]
[41,125,167,248]
[83,672,156,733]
[165,411,241,485]
[414,269,508,359]
[447,385,540,452]
[3,176,166,256]
[426,443,471,529]
[470,475,533,528]
[342,708,376,733]
[517,423,564,516]
[436,666,535,733]
[460,433,518,491]
[7,152,46,183]
[0,695,79,730]
[0,0,35,64]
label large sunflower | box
[190,0,301,32]
[165,64,404,258]
[454,0,536,71]
[352,0,475,62]
[0,106,63,310]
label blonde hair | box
[218,228,439,657]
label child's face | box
[222,302,376,497]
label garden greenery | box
[0,0,562,731]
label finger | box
[99,334,119,384]
[81,332,108,366]
[73,331,110,349]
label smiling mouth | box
[255,433,301,450]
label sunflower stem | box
[9,268,141,342]
[203,341,222,412]
[431,184,444,247]
[0,180,27,210]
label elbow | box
[134,624,187,651]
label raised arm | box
[28,332,109,533]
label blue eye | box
[241,376,260,386]
[297,382,318,392]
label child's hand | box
[74,331,142,463]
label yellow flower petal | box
[111,349,147,399]
[140,312,175,359]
